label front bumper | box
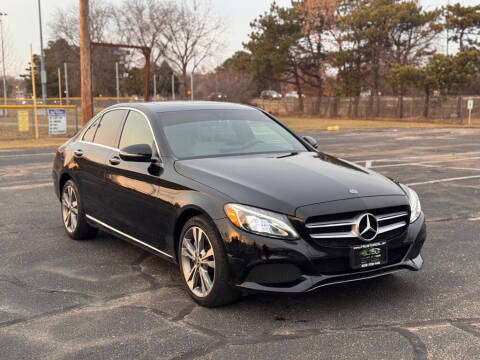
[214,212,426,293]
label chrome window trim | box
[86,214,173,258]
[79,107,162,157]
[78,140,118,151]
[79,110,106,139]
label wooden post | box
[58,67,62,105]
[30,44,39,140]
[79,0,93,124]
[142,47,151,102]
[153,73,156,100]
[115,62,120,103]
[190,72,194,101]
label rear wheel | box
[179,215,239,307]
[61,179,97,240]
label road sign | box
[467,99,474,110]
[17,110,30,132]
[467,99,474,126]
[48,108,67,135]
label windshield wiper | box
[275,152,299,159]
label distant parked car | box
[285,91,305,99]
[208,92,228,101]
[260,90,282,100]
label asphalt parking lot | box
[0,127,479,360]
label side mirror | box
[302,136,318,149]
[119,144,153,162]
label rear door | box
[74,109,127,222]
[103,110,173,252]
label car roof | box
[108,101,254,114]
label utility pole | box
[37,0,47,104]
[115,62,120,103]
[153,74,156,100]
[190,72,194,101]
[79,0,93,124]
[171,73,175,100]
[30,44,39,140]
[64,62,70,104]
[0,12,7,108]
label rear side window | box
[119,111,154,150]
[82,119,99,142]
[94,110,127,148]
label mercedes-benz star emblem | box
[353,213,378,241]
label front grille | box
[305,206,410,247]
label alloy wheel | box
[181,226,216,297]
[62,185,79,233]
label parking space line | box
[0,152,53,158]
[0,182,52,191]
[407,175,480,186]
[412,164,480,172]
[370,156,480,169]
[356,151,480,165]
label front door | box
[103,110,173,254]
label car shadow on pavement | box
[94,230,425,324]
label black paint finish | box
[52,102,426,293]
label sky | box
[1,0,479,78]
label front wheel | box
[179,215,240,307]
[61,179,97,240]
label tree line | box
[19,0,480,118]
[222,0,480,118]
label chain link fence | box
[2,95,479,142]
[0,97,145,141]
[0,105,79,141]
[253,96,480,125]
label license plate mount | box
[350,241,387,269]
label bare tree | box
[0,22,21,90]
[163,0,224,98]
[48,0,114,46]
[113,0,173,66]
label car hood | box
[174,152,405,215]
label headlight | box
[405,186,421,223]
[224,203,299,239]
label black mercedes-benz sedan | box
[52,101,426,307]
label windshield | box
[156,109,308,159]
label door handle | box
[109,156,121,165]
[74,149,84,157]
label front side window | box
[94,109,127,148]
[119,111,154,150]
[157,109,307,159]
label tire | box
[61,179,97,240]
[178,215,240,307]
